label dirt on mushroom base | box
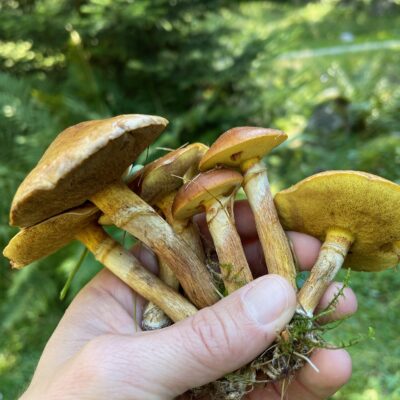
[190,276,369,400]
[189,314,323,400]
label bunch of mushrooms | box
[4,115,400,400]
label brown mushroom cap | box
[3,203,100,269]
[275,170,400,271]
[199,127,287,170]
[129,143,208,204]
[10,114,168,228]
[172,169,243,220]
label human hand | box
[21,200,357,400]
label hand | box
[21,200,357,400]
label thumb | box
[131,274,296,397]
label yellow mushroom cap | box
[275,171,400,272]
[199,127,287,170]
[129,143,208,204]
[3,204,100,269]
[172,169,243,220]
[10,114,168,228]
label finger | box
[279,349,352,399]
[131,242,159,275]
[73,275,296,398]
[286,231,321,270]
[242,234,321,278]
[243,238,268,278]
[315,282,358,323]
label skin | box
[21,200,357,400]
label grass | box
[331,268,400,399]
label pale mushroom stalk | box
[10,116,219,309]
[199,127,297,288]
[242,158,296,287]
[297,228,354,316]
[90,181,217,308]
[173,169,253,294]
[206,194,251,293]
[142,192,207,330]
[77,223,198,321]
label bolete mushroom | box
[173,169,253,294]
[275,170,400,316]
[9,115,219,308]
[3,204,197,322]
[199,127,297,288]
[126,143,208,329]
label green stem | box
[60,247,88,300]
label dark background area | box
[0,0,399,398]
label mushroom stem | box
[90,181,219,308]
[297,228,354,316]
[160,192,206,262]
[142,191,206,331]
[242,159,297,288]
[76,222,198,322]
[141,256,181,330]
[207,195,253,293]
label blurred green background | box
[0,0,399,399]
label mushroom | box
[3,204,197,322]
[126,143,208,329]
[9,115,219,308]
[275,170,400,316]
[199,127,297,288]
[173,169,253,294]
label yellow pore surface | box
[275,170,400,271]
[4,203,100,268]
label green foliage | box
[0,0,399,398]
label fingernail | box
[243,275,294,325]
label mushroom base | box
[189,314,331,399]
[142,302,173,330]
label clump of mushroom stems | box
[90,181,219,309]
[199,127,297,289]
[173,170,253,294]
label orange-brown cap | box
[128,143,208,204]
[3,203,100,269]
[275,171,400,272]
[10,114,168,228]
[199,127,287,170]
[172,169,243,220]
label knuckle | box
[74,336,114,383]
